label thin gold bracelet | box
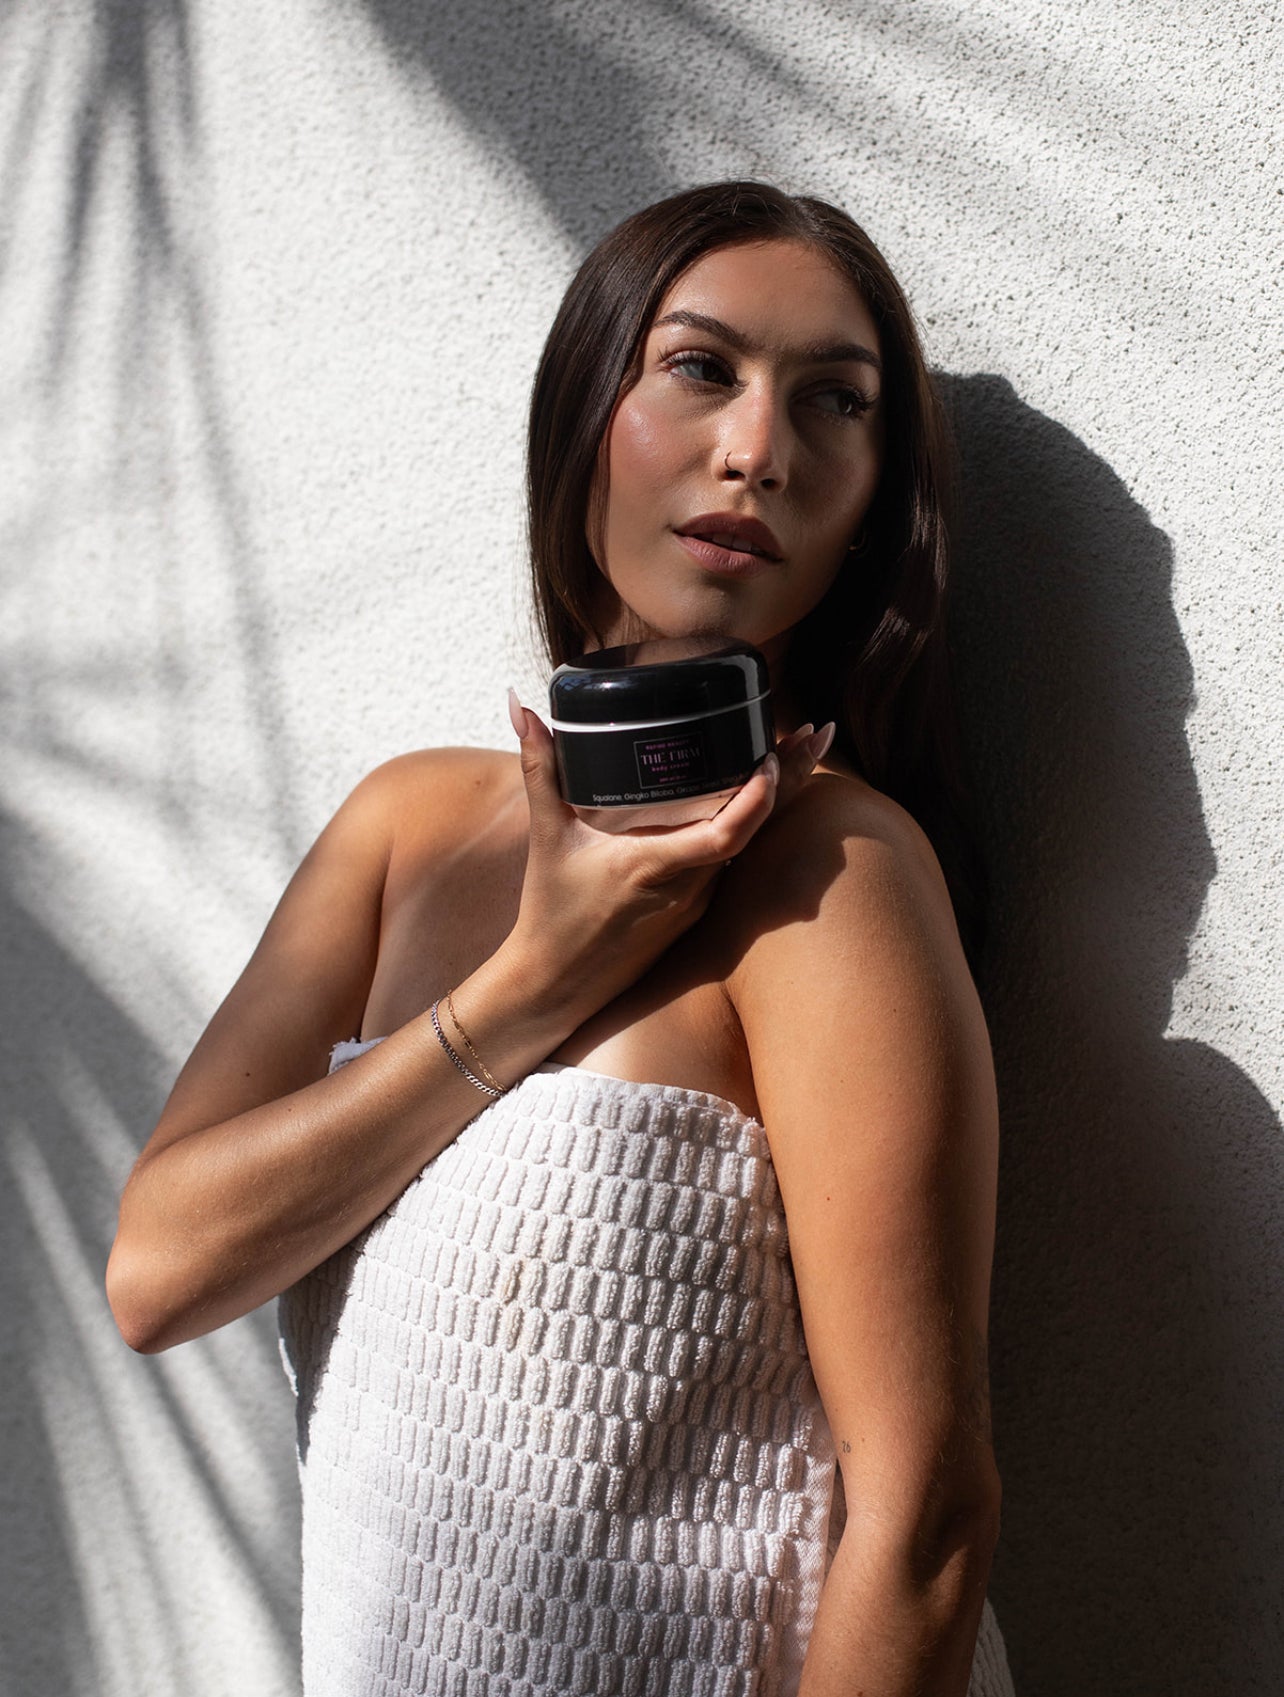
[444,989,505,1095]
[430,1002,504,1100]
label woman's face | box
[589,238,885,661]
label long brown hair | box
[527,181,983,953]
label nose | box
[717,388,788,492]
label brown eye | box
[809,385,876,419]
[664,351,734,386]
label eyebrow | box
[651,309,883,373]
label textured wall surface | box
[3,2,1281,1692]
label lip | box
[674,511,783,576]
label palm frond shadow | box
[0,850,301,1689]
[3,3,308,1685]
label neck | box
[757,633,808,737]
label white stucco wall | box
[3,2,1280,1691]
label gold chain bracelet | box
[443,990,505,1095]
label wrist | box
[488,926,598,1028]
[439,936,587,1092]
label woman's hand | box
[502,690,833,1027]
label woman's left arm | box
[728,780,1001,1697]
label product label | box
[633,730,708,792]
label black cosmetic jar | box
[549,636,774,831]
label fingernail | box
[763,752,780,783]
[507,687,529,740]
[808,722,836,765]
[791,722,815,746]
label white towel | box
[280,1058,1013,1697]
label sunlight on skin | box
[589,239,885,712]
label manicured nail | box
[763,752,780,783]
[507,687,529,740]
[791,722,816,746]
[808,722,836,765]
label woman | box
[108,182,1013,1696]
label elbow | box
[911,1449,1003,1595]
[107,1158,223,1353]
[853,1448,1002,1600]
[929,1457,1002,1576]
[107,1216,263,1353]
[105,1242,161,1353]
[106,1239,189,1355]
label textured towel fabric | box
[280,1049,1014,1697]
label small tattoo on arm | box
[841,1438,851,1453]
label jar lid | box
[549,637,770,727]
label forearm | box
[799,1507,998,1697]
[107,940,586,1353]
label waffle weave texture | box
[279,1052,1014,1697]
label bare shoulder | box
[725,765,996,1226]
[339,745,523,874]
[349,745,520,830]
[724,767,965,995]
[148,745,522,1151]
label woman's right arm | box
[107,710,825,1354]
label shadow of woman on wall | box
[940,373,1283,1697]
